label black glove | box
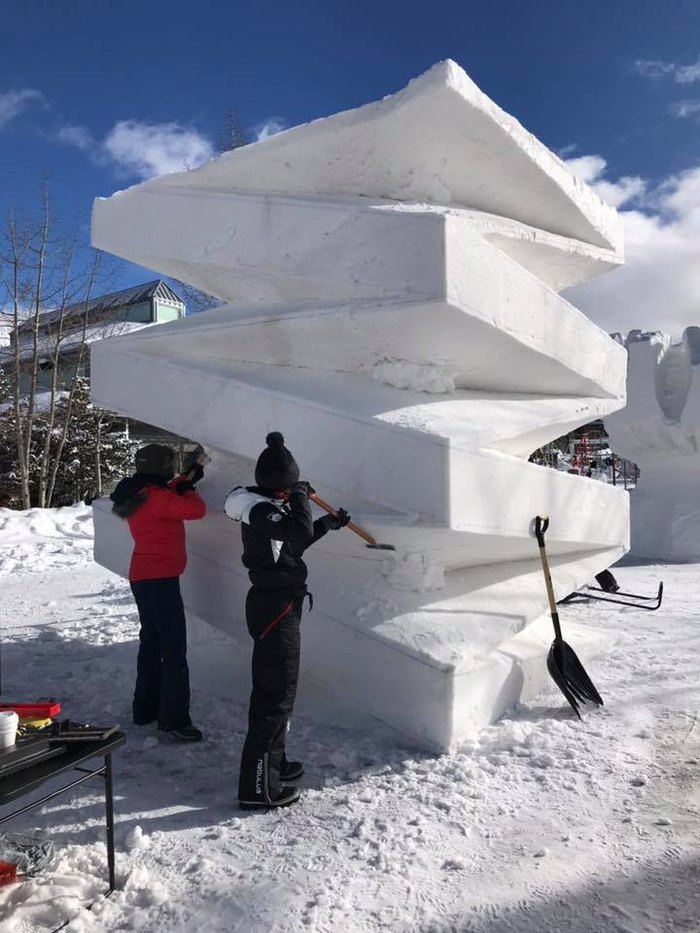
[326,508,351,530]
[289,481,315,497]
[173,479,196,496]
[185,463,205,484]
[182,447,204,475]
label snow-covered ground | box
[0,506,698,932]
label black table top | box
[0,732,127,805]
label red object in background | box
[0,860,17,886]
[0,701,61,718]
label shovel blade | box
[547,639,604,718]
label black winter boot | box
[280,755,304,782]
[159,724,204,742]
[239,750,301,810]
[240,784,300,810]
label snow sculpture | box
[90,61,629,750]
[605,329,700,561]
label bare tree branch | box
[0,189,125,507]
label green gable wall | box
[155,299,183,322]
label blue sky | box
[2,0,700,330]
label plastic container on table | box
[0,711,18,750]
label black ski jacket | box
[224,486,331,594]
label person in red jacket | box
[110,444,206,742]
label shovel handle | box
[309,492,379,547]
[533,514,562,640]
[534,515,549,545]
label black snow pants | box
[130,576,191,730]
[238,589,303,802]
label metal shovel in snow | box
[534,515,604,719]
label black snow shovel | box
[534,516,604,719]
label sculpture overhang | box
[94,59,622,259]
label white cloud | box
[566,159,700,338]
[0,88,44,129]
[55,124,94,150]
[102,120,213,179]
[557,143,579,160]
[0,90,213,180]
[566,154,606,185]
[594,176,647,210]
[254,118,286,142]
[53,118,212,179]
[669,99,700,119]
[635,56,700,84]
[566,155,646,209]
[49,110,290,179]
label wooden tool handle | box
[533,514,563,641]
[309,492,378,547]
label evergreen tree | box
[0,377,137,507]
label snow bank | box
[0,505,93,575]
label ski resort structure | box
[90,60,629,750]
[605,329,700,562]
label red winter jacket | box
[122,479,206,581]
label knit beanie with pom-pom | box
[254,432,300,491]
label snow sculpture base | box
[93,487,622,750]
[91,61,628,750]
[606,330,700,562]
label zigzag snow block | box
[91,60,628,749]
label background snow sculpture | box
[605,329,700,561]
[90,61,629,751]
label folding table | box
[0,732,126,891]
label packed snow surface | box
[0,507,697,931]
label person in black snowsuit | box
[224,432,350,810]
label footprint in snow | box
[441,859,466,871]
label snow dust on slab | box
[1,508,699,932]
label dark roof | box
[17,280,184,334]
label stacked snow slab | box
[100,60,622,254]
[605,330,700,561]
[91,60,628,750]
